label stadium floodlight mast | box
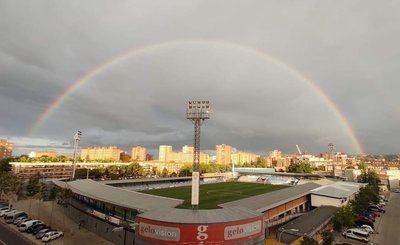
[186,100,210,210]
[71,130,82,180]
[328,143,335,176]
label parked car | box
[36,228,55,239]
[368,205,385,213]
[358,224,374,234]
[342,229,370,243]
[0,206,9,212]
[42,231,63,242]
[0,208,15,217]
[357,214,375,223]
[30,224,47,234]
[13,216,27,225]
[5,211,27,224]
[355,220,374,229]
[27,223,46,233]
[1,209,19,218]
[379,195,388,202]
[360,211,377,219]
[16,218,31,227]
[19,220,42,232]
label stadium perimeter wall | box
[64,202,135,245]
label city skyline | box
[1,1,400,155]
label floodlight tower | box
[186,100,210,209]
[328,143,335,176]
[71,130,82,180]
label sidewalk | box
[12,199,113,245]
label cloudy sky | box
[1,0,399,156]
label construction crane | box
[296,144,303,155]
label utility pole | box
[71,130,82,180]
[186,101,210,210]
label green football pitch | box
[140,181,288,209]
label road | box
[0,221,32,245]
[372,192,400,245]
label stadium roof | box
[219,182,321,212]
[100,177,192,185]
[310,181,364,199]
[137,206,263,224]
[278,206,338,244]
[52,179,183,212]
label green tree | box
[26,172,41,196]
[300,236,318,245]
[0,158,12,172]
[332,205,355,231]
[179,164,192,176]
[0,172,20,195]
[322,231,333,245]
[358,170,380,189]
[161,168,169,177]
[288,161,313,173]
[126,162,143,177]
[351,185,379,213]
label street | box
[0,221,32,245]
[372,192,400,245]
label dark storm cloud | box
[1,0,400,155]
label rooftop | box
[137,206,263,224]
[52,179,183,212]
[219,182,321,212]
[310,181,364,199]
[279,206,338,244]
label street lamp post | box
[71,130,82,180]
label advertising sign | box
[136,217,264,244]
[139,222,180,241]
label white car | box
[358,225,374,234]
[0,209,17,217]
[19,220,42,232]
[42,231,63,242]
[343,229,370,243]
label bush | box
[322,231,333,245]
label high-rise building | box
[168,151,210,164]
[158,145,209,164]
[131,146,147,161]
[231,152,260,165]
[159,145,173,162]
[269,150,282,160]
[35,150,57,158]
[182,145,194,154]
[0,139,13,159]
[81,146,123,162]
[216,144,232,165]
[120,152,131,162]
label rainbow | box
[28,39,364,154]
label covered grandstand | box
[53,179,183,212]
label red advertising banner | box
[136,216,264,244]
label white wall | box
[311,194,347,207]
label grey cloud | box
[1,0,400,155]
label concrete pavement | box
[0,221,33,245]
[372,192,400,245]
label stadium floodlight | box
[71,130,82,180]
[186,100,211,209]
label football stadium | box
[50,173,364,245]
